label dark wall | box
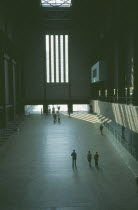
[22,25,45,102]
[21,8,92,104]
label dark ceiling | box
[1,0,137,63]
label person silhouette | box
[94,152,99,167]
[71,150,77,168]
[100,124,103,135]
[87,151,92,167]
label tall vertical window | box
[46,35,50,82]
[45,35,69,83]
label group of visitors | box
[52,106,61,123]
[71,150,99,168]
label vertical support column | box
[4,54,10,126]
[134,30,138,105]
[12,60,16,119]
[107,54,115,102]
[0,52,6,127]
[118,41,126,103]
[68,103,73,114]
[68,34,71,109]
[8,59,14,120]
[114,46,119,102]
[43,104,48,114]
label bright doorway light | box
[49,104,68,112]
[25,105,43,114]
[73,104,89,112]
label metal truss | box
[41,0,72,7]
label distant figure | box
[89,104,93,113]
[58,106,60,111]
[57,112,60,123]
[122,125,125,139]
[41,108,43,114]
[100,124,104,135]
[136,176,138,193]
[48,106,51,114]
[71,150,77,168]
[68,110,71,118]
[87,151,92,167]
[52,106,55,114]
[53,113,57,123]
[94,152,99,167]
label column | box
[12,60,16,119]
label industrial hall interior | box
[0,0,138,210]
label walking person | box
[100,124,104,135]
[58,106,60,111]
[52,106,55,114]
[87,150,92,167]
[122,125,125,139]
[53,113,57,123]
[57,112,60,123]
[71,150,77,168]
[94,152,99,167]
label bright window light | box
[45,35,69,83]
[55,35,59,82]
[46,35,50,83]
[41,0,72,7]
[60,35,64,83]
[51,35,54,83]
[73,104,89,112]
[65,35,69,82]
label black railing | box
[103,121,137,160]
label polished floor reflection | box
[0,113,138,210]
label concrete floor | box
[0,113,138,210]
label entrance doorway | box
[73,104,89,112]
[25,105,43,114]
[48,105,68,112]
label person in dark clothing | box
[57,112,60,123]
[100,124,104,135]
[71,150,77,168]
[94,152,99,167]
[136,176,138,193]
[52,106,55,114]
[122,125,125,139]
[53,113,57,123]
[87,151,92,167]
[89,105,93,113]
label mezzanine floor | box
[0,113,138,210]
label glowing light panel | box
[41,0,72,7]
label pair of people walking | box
[71,150,99,168]
[87,151,99,167]
[53,111,60,123]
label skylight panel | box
[41,0,72,7]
